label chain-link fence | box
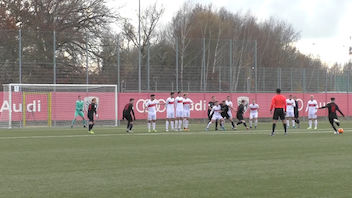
[1,30,350,93]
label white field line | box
[0,128,350,140]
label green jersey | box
[76,100,84,111]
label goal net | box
[0,84,118,128]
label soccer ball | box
[338,128,344,134]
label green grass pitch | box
[0,120,351,198]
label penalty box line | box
[0,128,349,140]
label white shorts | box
[183,110,190,118]
[249,112,258,119]
[211,114,223,120]
[148,113,157,121]
[176,109,183,118]
[166,111,175,119]
[286,110,294,117]
[308,112,317,119]
[227,111,232,118]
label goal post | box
[0,84,118,128]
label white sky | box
[107,0,352,66]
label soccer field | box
[0,121,351,198]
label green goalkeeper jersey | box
[76,100,84,111]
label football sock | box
[255,120,258,127]
[272,123,276,134]
[166,121,169,130]
[175,120,178,129]
[71,119,76,126]
[231,121,235,128]
[314,120,317,128]
[283,123,287,132]
[152,122,156,130]
[286,120,290,127]
[129,123,133,130]
[237,121,242,125]
[207,122,212,128]
[249,120,253,127]
[215,120,218,129]
[89,124,93,131]
[170,121,174,129]
[336,122,340,127]
[243,122,247,127]
[148,123,151,130]
[292,120,295,127]
[178,120,182,129]
[309,120,312,128]
[83,119,87,126]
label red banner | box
[0,92,351,121]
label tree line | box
[0,0,350,92]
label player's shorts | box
[176,109,183,118]
[308,112,317,119]
[166,111,175,119]
[123,113,133,121]
[273,108,285,120]
[236,114,244,121]
[286,110,294,117]
[75,110,84,117]
[328,114,338,123]
[148,112,157,121]
[183,110,190,118]
[87,114,94,122]
[249,112,258,119]
[211,114,223,120]
[221,113,230,119]
[227,111,232,118]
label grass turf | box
[0,121,351,198]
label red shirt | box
[270,94,287,111]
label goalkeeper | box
[71,95,87,128]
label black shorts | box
[88,114,94,122]
[328,114,338,123]
[124,114,132,122]
[236,114,244,121]
[273,108,285,120]
[222,113,230,119]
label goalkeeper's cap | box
[151,94,155,97]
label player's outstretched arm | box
[336,105,345,117]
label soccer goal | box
[0,84,118,128]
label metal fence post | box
[18,29,22,84]
[290,67,293,91]
[303,68,306,92]
[53,31,56,84]
[254,40,257,93]
[219,65,221,91]
[201,38,206,91]
[86,33,89,85]
[262,67,265,91]
[175,38,179,91]
[147,42,150,91]
[229,40,232,92]
[117,35,120,92]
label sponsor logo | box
[0,100,41,113]
[135,98,208,113]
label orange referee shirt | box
[270,94,287,111]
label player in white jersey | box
[182,93,193,131]
[306,95,318,130]
[248,100,259,129]
[225,96,236,129]
[174,91,184,131]
[206,101,225,131]
[165,92,175,132]
[144,94,159,132]
[286,95,296,128]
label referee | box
[270,88,287,136]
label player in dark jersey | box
[318,97,344,134]
[236,100,248,129]
[220,101,236,130]
[208,96,218,130]
[123,98,136,133]
[87,98,98,134]
[293,96,300,128]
